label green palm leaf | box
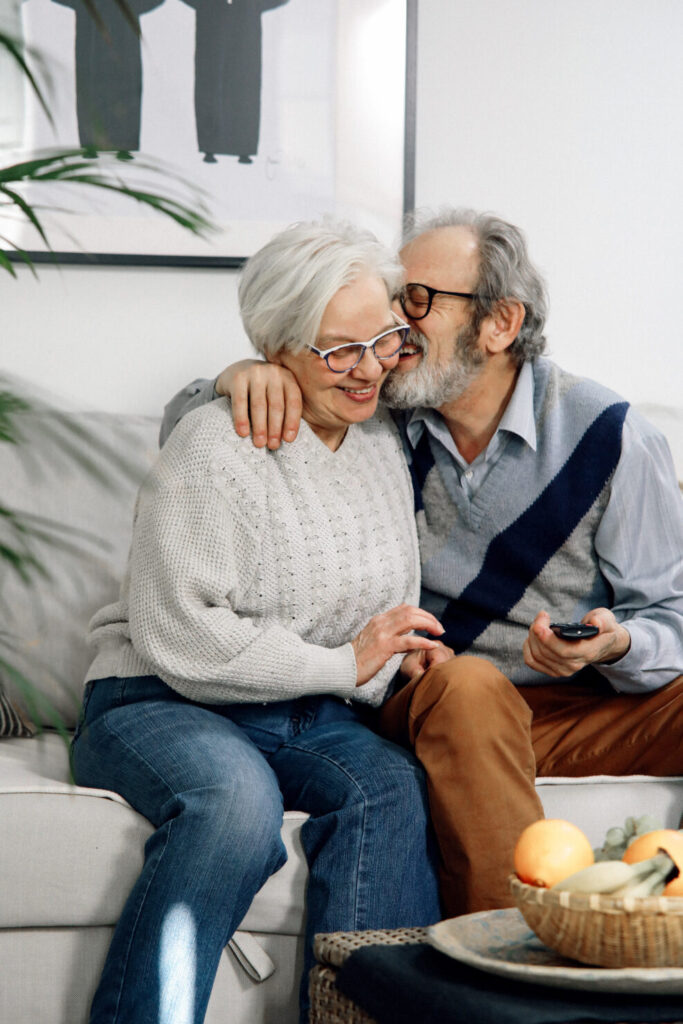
[0,5,210,744]
[0,25,215,273]
[1,150,213,257]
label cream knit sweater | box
[86,399,421,706]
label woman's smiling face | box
[270,273,402,449]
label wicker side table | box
[308,927,427,1024]
[308,922,682,1024]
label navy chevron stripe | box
[409,430,435,512]
[441,401,629,652]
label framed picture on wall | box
[6,0,417,267]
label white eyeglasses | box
[308,313,410,372]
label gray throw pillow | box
[1,396,159,734]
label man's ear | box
[481,300,525,355]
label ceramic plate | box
[427,908,683,994]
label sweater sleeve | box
[126,468,358,705]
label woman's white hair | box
[238,219,403,356]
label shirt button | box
[464,469,474,480]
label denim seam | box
[113,817,174,1023]
[91,714,178,1023]
[284,741,367,926]
[98,712,179,806]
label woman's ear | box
[481,300,525,355]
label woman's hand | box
[352,605,445,686]
[399,642,455,685]
[215,360,303,450]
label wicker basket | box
[510,874,683,968]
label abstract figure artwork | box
[51,0,165,158]
[50,0,291,165]
[179,0,291,165]
[14,0,410,263]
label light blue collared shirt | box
[399,361,683,693]
[406,361,536,500]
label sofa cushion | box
[1,404,159,730]
[2,734,681,934]
[535,774,683,844]
[0,927,302,1024]
[0,733,308,934]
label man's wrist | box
[599,624,632,664]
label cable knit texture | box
[86,399,420,706]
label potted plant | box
[0,2,212,737]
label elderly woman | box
[71,220,443,1024]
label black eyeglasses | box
[398,282,478,320]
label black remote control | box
[550,622,599,641]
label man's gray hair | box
[403,207,548,364]
[239,220,403,357]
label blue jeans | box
[71,676,440,1024]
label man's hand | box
[215,360,303,449]
[352,605,445,686]
[399,642,455,686]
[523,609,631,678]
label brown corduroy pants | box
[378,656,683,919]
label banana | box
[552,851,677,896]
[612,874,666,898]
[610,851,677,897]
[552,860,639,894]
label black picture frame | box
[9,0,417,269]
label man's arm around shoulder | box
[159,378,218,447]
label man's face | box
[382,225,486,410]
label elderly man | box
[162,207,683,917]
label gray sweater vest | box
[408,358,629,684]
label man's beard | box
[381,321,485,409]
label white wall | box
[4,263,247,414]
[3,0,682,414]
[414,0,683,408]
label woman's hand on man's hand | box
[215,360,303,450]
[352,605,445,687]
[399,642,455,686]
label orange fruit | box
[514,819,594,888]
[622,829,683,896]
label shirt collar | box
[405,359,537,453]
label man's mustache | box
[403,330,428,355]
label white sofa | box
[1,394,681,1024]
